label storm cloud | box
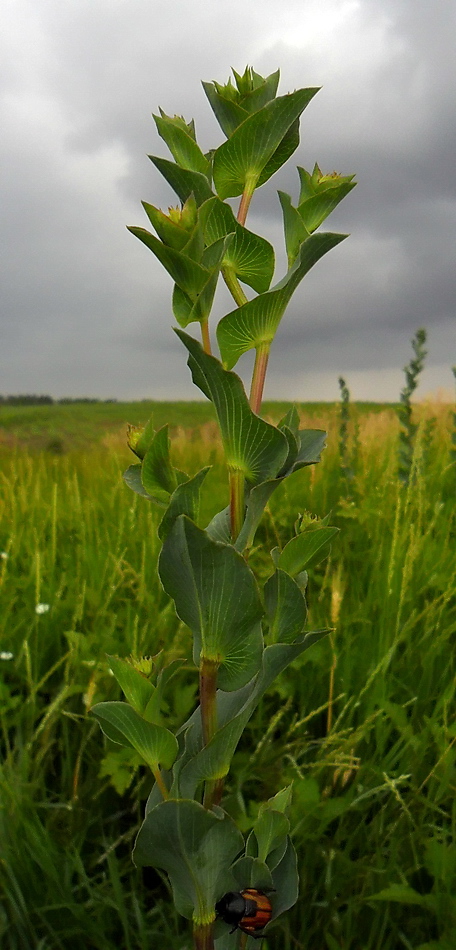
[1,0,455,401]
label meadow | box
[0,399,455,950]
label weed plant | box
[0,399,454,949]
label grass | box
[0,400,455,949]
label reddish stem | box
[249,343,270,415]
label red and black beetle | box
[215,888,273,938]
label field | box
[0,399,455,950]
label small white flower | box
[0,651,14,661]
[0,552,8,560]
[35,603,50,615]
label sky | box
[1,0,455,403]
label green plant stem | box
[151,767,169,800]
[229,468,245,541]
[249,342,270,415]
[193,921,215,950]
[199,656,219,747]
[222,264,248,307]
[201,318,212,355]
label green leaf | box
[141,201,190,251]
[153,113,210,176]
[123,463,166,505]
[202,68,280,137]
[269,837,299,919]
[217,231,348,369]
[141,425,177,502]
[198,196,274,293]
[90,701,178,771]
[212,88,319,199]
[107,656,156,716]
[159,516,264,691]
[158,467,210,541]
[126,416,156,460]
[253,809,290,864]
[177,632,329,797]
[278,526,339,576]
[126,227,210,296]
[298,180,357,233]
[149,155,214,205]
[133,800,245,922]
[176,330,288,484]
[264,568,308,642]
[278,189,310,266]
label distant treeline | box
[0,395,118,405]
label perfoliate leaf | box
[127,226,210,296]
[148,155,214,206]
[123,463,167,505]
[153,113,210,176]
[90,701,178,771]
[107,655,156,716]
[133,800,244,922]
[158,467,210,541]
[264,568,308,642]
[141,425,178,502]
[217,231,347,369]
[176,330,288,484]
[278,525,339,575]
[198,196,274,293]
[202,67,280,137]
[278,189,310,266]
[141,202,191,252]
[159,516,264,690]
[212,88,319,199]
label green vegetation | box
[0,399,454,949]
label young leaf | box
[159,516,264,691]
[123,463,167,505]
[133,800,244,923]
[90,701,178,771]
[217,231,347,369]
[153,112,210,177]
[141,425,178,502]
[107,655,156,715]
[176,330,288,484]
[141,201,192,252]
[212,88,319,199]
[278,525,339,576]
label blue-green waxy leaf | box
[149,155,214,206]
[90,701,178,771]
[153,113,210,176]
[202,68,280,137]
[171,235,231,327]
[133,800,244,923]
[141,201,190,251]
[278,525,339,576]
[141,425,177,502]
[123,463,167,505]
[159,516,264,690]
[175,330,288,485]
[158,466,210,541]
[198,196,275,293]
[212,88,319,199]
[217,231,348,369]
[253,809,290,864]
[107,656,156,716]
[264,568,308,642]
[278,189,310,266]
[126,227,210,296]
